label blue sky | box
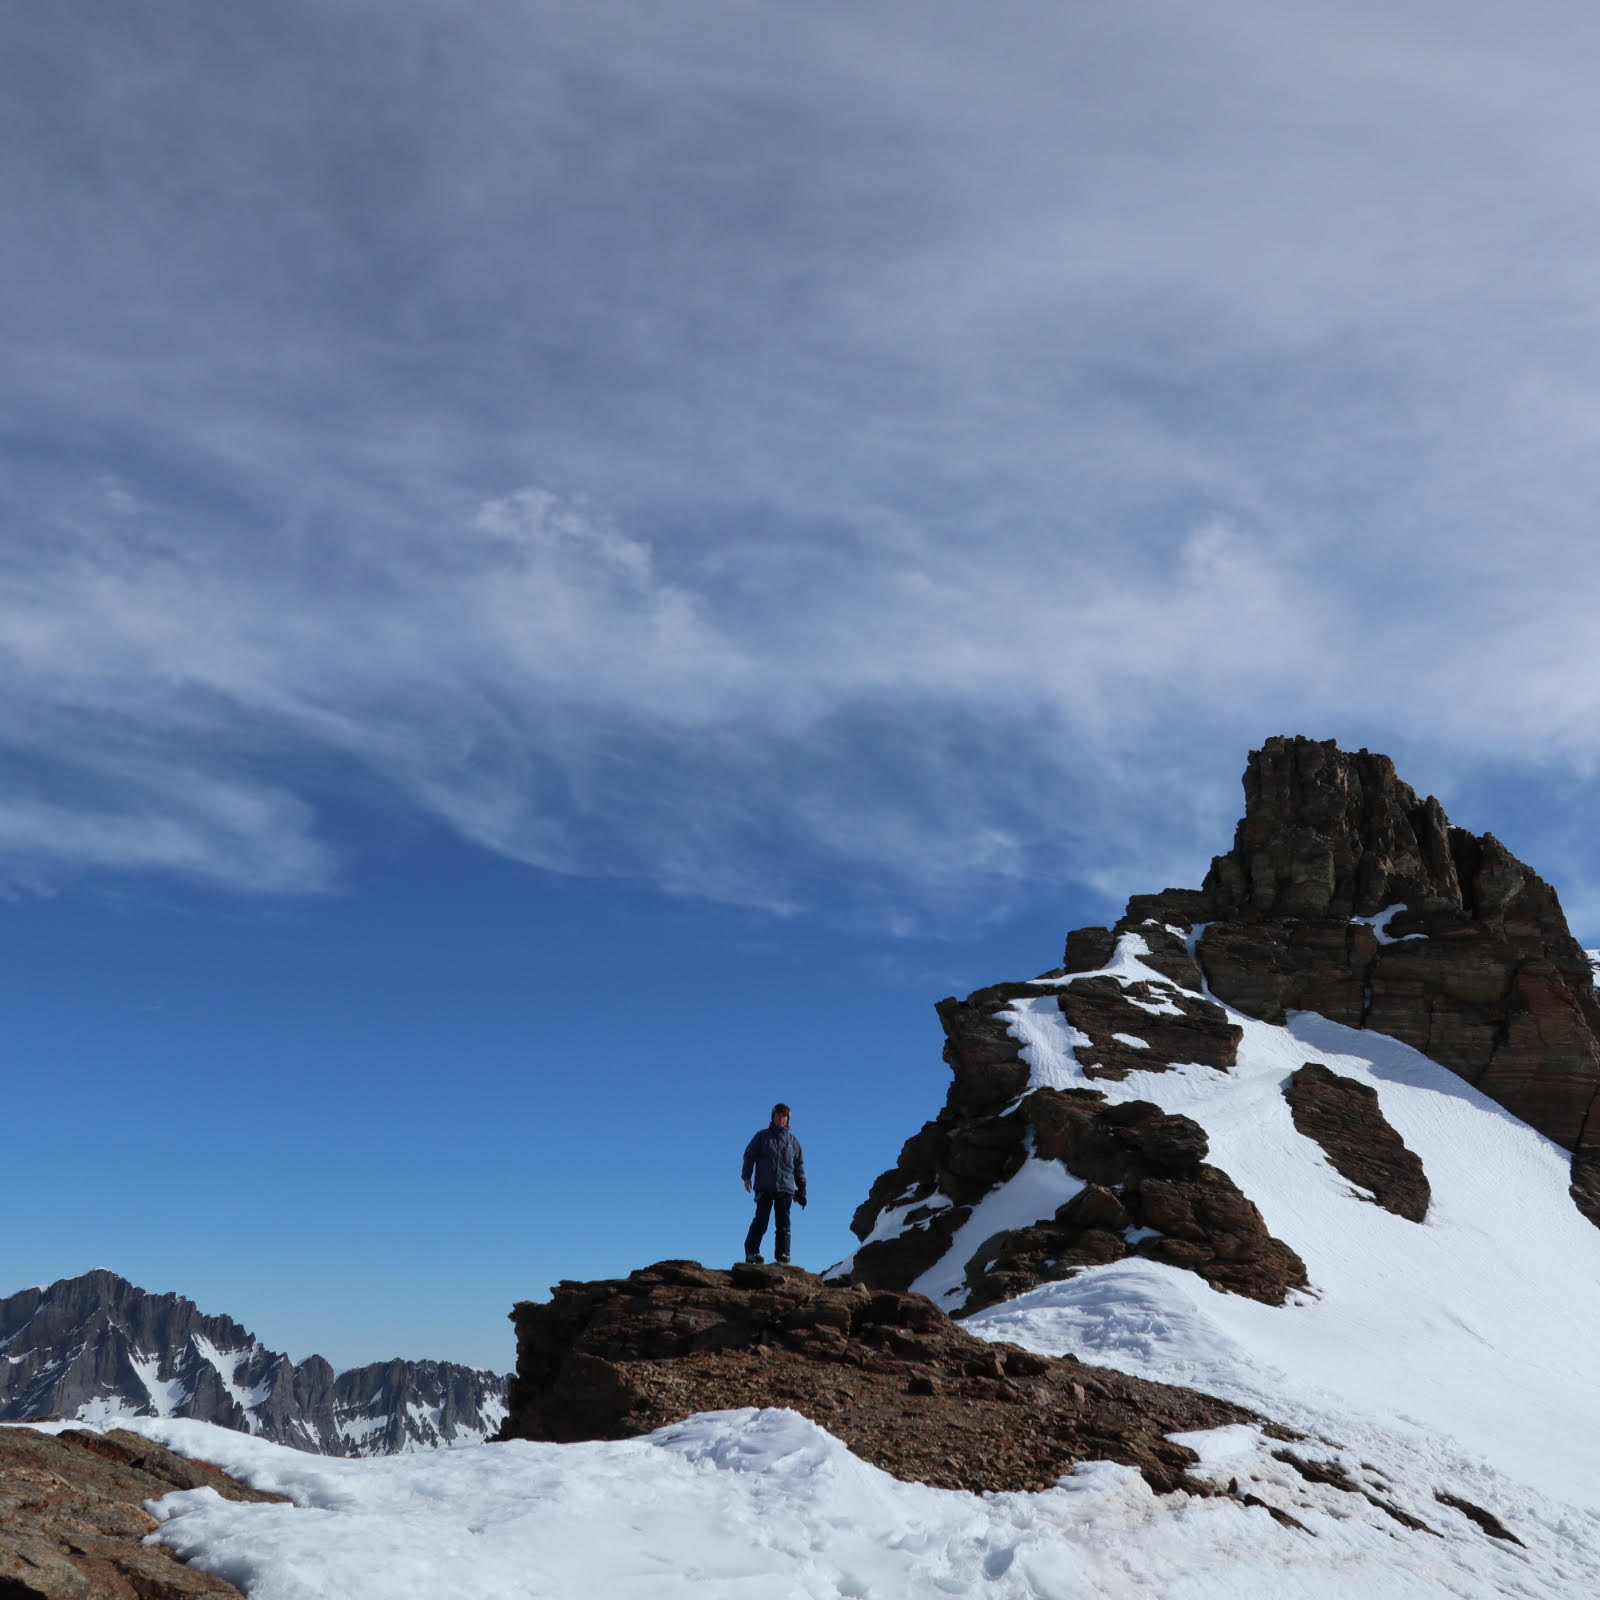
[8,0,1600,1371]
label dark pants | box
[745,1190,793,1260]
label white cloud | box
[4,1,1600,919]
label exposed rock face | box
[842,734,1600,1320]
[963,1095,1308,1312]
[1182,737,1600,1222]
[0,1271,509,1455]
[1056,974,1242,1080]
[497,1260,1273,1494]
[850,1052,1307,1315]
[0,1425,283,1599]
[1284,1063,1431,1222]
[846,966,1303,1312]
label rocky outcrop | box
[846,967,1303,1311]
[1284,1063,1431,1222]
[1170,737,1600,1222]
[0,1271,509,1455]
[962,1095,1308,1311]
[1056,974,1242,1080]
[851,1065,1307,1313]
[1059,738,1600,1221]
[496,1260,1276,1494]
[0,1425,283,1599]
[841,734,1600,1322]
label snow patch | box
[1353,903,1427,944]
[967,1000,1600,1508]
[129,1352,191,1418]
[910,1145,1084,1309]
[189,1334,271,1429]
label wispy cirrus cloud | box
[6,0,1600,921]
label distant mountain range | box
[0,1269,507,1454]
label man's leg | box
[773,1192,793,1263]
[744,1191,774,1261]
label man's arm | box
[742,1132,760,1191]
[794,1138,806,1206]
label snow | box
[129,1351,191,1418]
[70,1394,142,1425]
[965,942,1600,1508]
[908,1143,1085,1308]
[191,1334,272,1426]
[1352,904,1427,944]
[1110,1032,1150,1049]
[21,1406,1593,1600]
[333,1412,390,1447]
[1008,996,1097,1091]
[24,931,1600,1593]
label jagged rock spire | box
[1201,738,1464,919]
[1186,739,1600,1210]
[1199,735,1563,933]
[1133,737,1600,1222]
[843,736,1600,1322]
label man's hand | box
[743,1179,752,1193]
[797,1194,807,1208]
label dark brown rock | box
[1188,737,1600,1227]
[1064,925,1118,974]
[1057,1182,1130,1233]
[1284,1063,1431,1222]
[0,1427,284,1599]
[843,733,1600,1328]
[849,982,1046,1251]
[856,1080,1307,1314]
[1056,977,1242,1080]
[1434,1490,1524,1545]
[847,1198,973,1292]
[497,1262,1281,1495]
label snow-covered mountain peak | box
[0,1271,508,1455]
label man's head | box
[770,1102,791,1127]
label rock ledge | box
[497,1260,1278,1494]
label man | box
[741,1102,806,1265]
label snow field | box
[964,932,1600,1505]
[37,1407,1598,1600]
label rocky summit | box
[841,734,1600,1313]
[0,1270,509,1455]
[496,1260,1274,1495]
[1187,736,1600,1214]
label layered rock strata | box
[0,1425,283,1600]
[1078,737,1600,1221]
[844,734,1598,1316]
[1284,1063,1431,1222]
[496,1260,1274,1493]
[0,1271,509,1455]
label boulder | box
[1284,1063,1430,1222]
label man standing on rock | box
[742,1103,806,1265]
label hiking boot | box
[744,1252,763,1264]
[776,1255,790,1265]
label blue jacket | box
[743,1126,805,1198]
